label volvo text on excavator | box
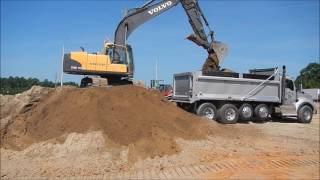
[63,0,228,86]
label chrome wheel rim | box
[242,106,252,118]
[303,110,311,121]
[225,108,236,121]
[258,107,269,118]
[203,107,214,119]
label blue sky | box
[1,0,319,85]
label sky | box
[1,0,319,85]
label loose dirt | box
[0,86,52,129]
[1,85,224,162]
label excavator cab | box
[104,43,134,76]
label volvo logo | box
[148,1,172,15]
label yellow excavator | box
[63,0,228,86]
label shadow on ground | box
[237,116,315,124]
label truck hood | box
[297,91,313,100]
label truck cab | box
[280,77,315,122]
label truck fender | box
[295,99,315,113]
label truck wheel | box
[239,103,253,121]
[254,104,270,121]
[218,104,239,124]
[298,105,313,123]
[196,102,217,120]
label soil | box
[0,86,52,129]
[1,86,318,179]
[1,85,223,161]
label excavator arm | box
[181,0,211,49]
[113,0,228,72]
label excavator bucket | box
[186,34,229,72]
[210,41,228,64]
[186,34,228,64]
[202,41,228,72]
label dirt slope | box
[1,85,218,161]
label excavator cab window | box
[110,45,132,65]
[107,47,113,58]
[116,47,127,64]
[126,45,134,73]
[108,44,134,74]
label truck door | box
[281,79,297,115]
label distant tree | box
[295,62,320,89]
[39,79,55,88]
[0,77,78,95]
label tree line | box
[294,63,320,89]
[0,76,78,95]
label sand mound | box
[0,86,52,130]
[1,85,217,161]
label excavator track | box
[80,77,132,87]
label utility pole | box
[155,57,158,81]
[54,72,58,88]
[60,44,64,86]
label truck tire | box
[239,103,253,121]
[297,105,313,123]
[254,104,270,121]
[218,104,239,124]
[196,102,217,120]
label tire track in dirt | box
[4,155,316,179]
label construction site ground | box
[1,86,319,179]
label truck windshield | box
[286,79,294,91]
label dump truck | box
[172,66,316,124]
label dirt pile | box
[0,86,52,129]
[1,85,217,161]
